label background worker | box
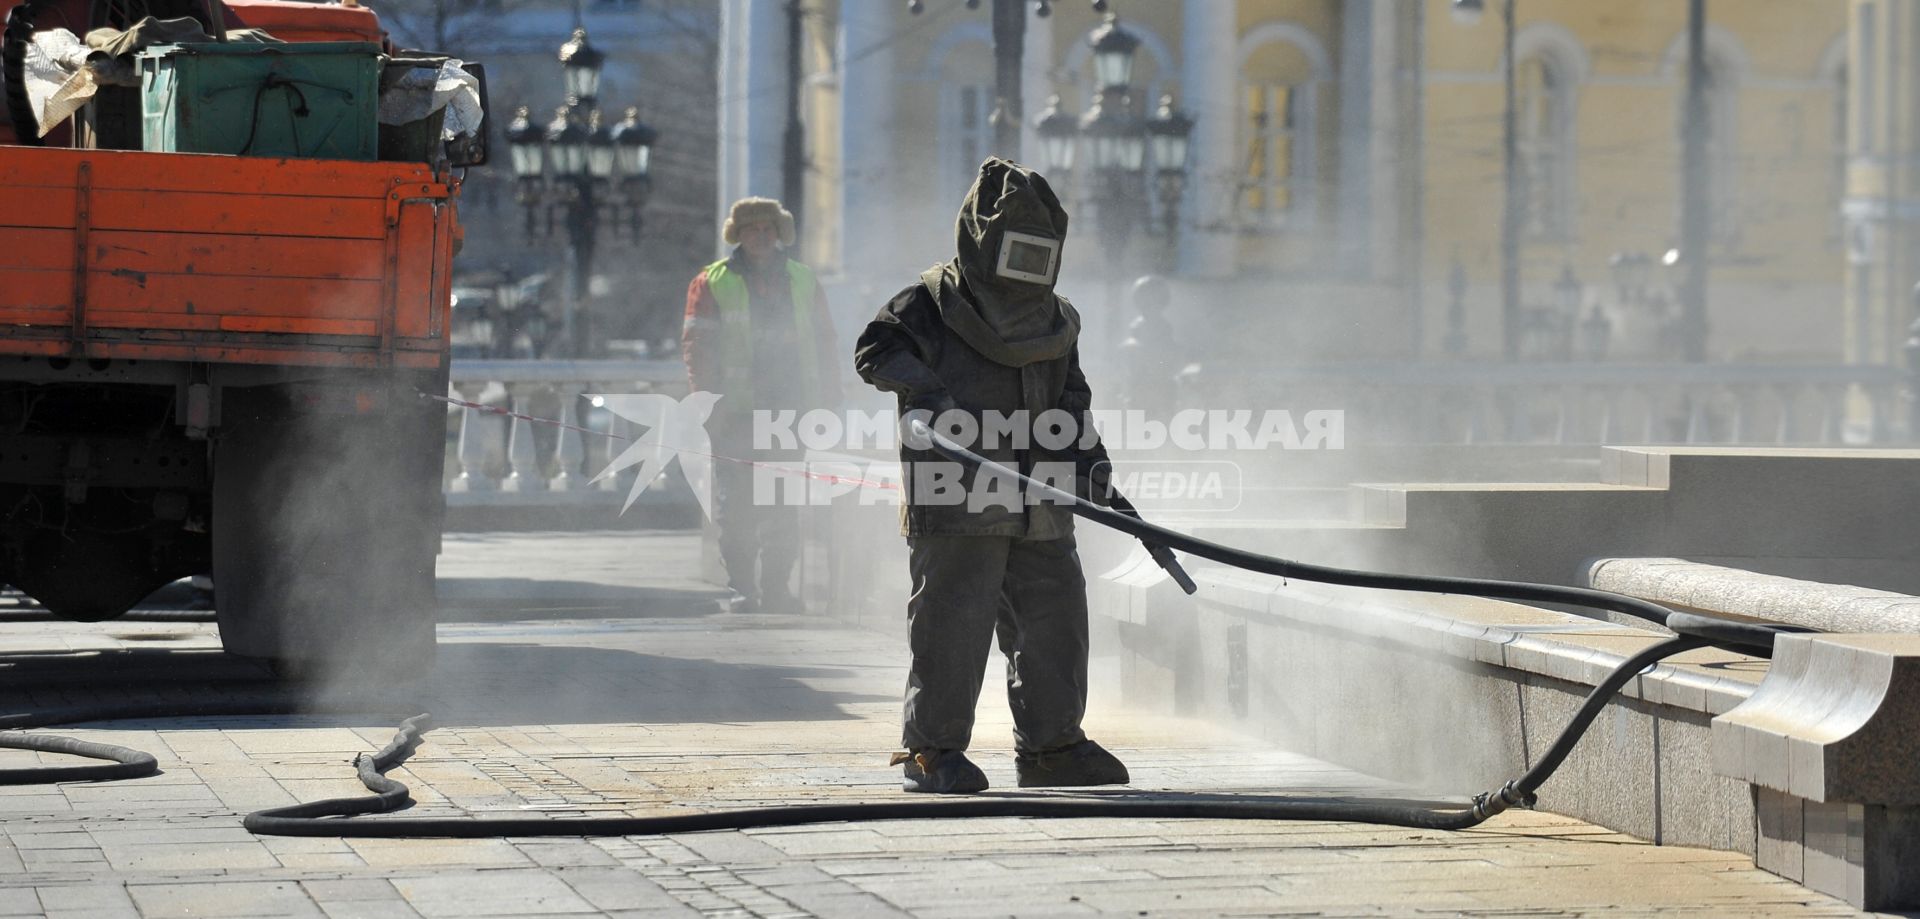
[854,158,1129,794]
[682,197,839,614]
[1115,274,1183,417]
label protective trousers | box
[903,532,1090,754]
[713,458,799,602]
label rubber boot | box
[1015,740,1129,788]
[897,749,989,794]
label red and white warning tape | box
[422,391,901,492]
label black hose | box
[909,421,1795,655]
[0,698,400,786]
[1508,635,1705,799]
[244,635,1709,837]
[0,732,155,783]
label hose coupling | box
[1470,781,1537,821]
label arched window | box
[1515,54,1573,239]
[1235,29,1328,231]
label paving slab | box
[0,530,1894,916]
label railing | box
[443,359,1916,504]
[1177,361,1911,446]
[443,358,686,503]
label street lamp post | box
[1146,94,1194,242]
[1077,81,1145,269]
[1034,94,1077,173]
[1028,15,1194,331]
[1452,0,1521,362]
[502,28,655,357]
[1550,265,1581,361]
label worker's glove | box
[900,390,959,451]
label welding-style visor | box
[995,231,1061,285]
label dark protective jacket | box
[855,159,1107,538]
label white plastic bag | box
[23,29,93,136]
[376,58,482,140]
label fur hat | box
[722,197,796,246]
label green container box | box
[139,42,382,160]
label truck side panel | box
[0,146,452,369]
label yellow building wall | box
[1423,0,1846,358]
[808,0,1850,358]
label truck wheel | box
[211,391,442,679]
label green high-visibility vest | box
[703,258,821,411]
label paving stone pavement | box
[0,531,1893,917]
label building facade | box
[721,0,1859,365]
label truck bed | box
[0,145,454,369]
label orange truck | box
[0,0,476,670]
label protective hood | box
[923,158,1080,368]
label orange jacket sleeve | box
[682,272,719,391]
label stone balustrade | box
[441,359,690,521]
[440,359,1914,518]
[1186,361,1907,446]
[441,360,698,533]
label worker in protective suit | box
[854,157,1129,794]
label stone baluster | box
[1872,381,1897,444]
[1773,384,1798,444]
[448,398,498,493]
[1595,386,1615,445]
[1727,384,1753,444]
[1359,385,1382,448]
[1684,386,1710,444]
[599,401,632,492]
[549,385,586,491]
[1506,386,1533,443]
[1465,387,1490,444]
[1640,387,1661,444]
[1418,386,1445,443]
[1819,384,1845,444]
[501,384,547,493]
[1549,385,1567,444]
